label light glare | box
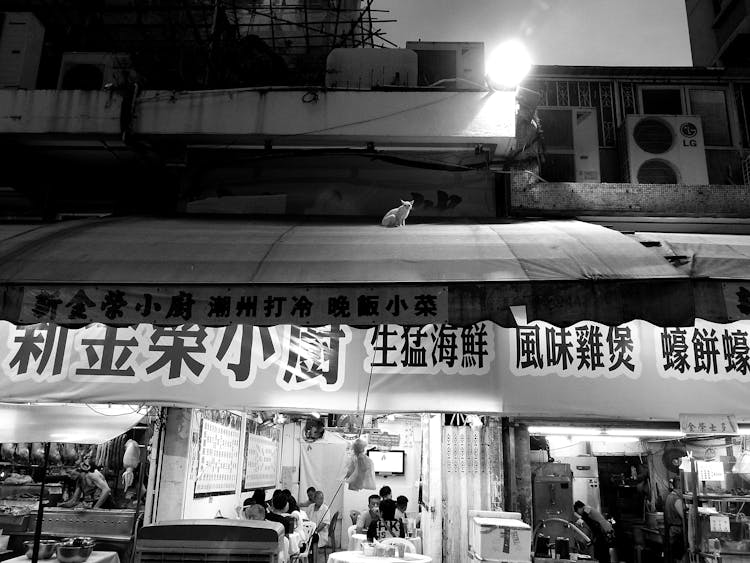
[487,40,532,89]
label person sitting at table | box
[379,485,392,501]
[356,494,381,533]
[282,489,301,513]
[299,486,316,508]
[367,498,405,542]
[266,490,295,534]
[395,495,408,521]
[245,503,266,521]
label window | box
[688,89,731,146]
[640,88,684,114]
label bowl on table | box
[23,540,59,560]
[56,537,96,563]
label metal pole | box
[129,444,148,563]
[31,442,51,563]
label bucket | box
[0,536,10,551]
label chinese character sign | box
[509,320,641,379]
[658,320,750,380]
[195,419,241,495]
[363,323,495,375]
[243,434,277,491]
[20,286,448,326]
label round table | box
[348,534,422,554]
[327,552,431,563]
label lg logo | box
[680,122,698,146]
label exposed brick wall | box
[510,171,750,216]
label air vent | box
[637,159,679,184]
[632,118,674,154]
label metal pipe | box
[31,442,51,563]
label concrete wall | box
[511,173,750,216]
[0,89,121,134]
[133,89,515,151]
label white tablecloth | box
[328,552,431,563]
[348,533,422,554]
[5,551,120,563]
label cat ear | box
[401,200,408,205]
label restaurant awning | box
[0,216,703,327]
[0,403,147,443]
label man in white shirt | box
[308,490,331,548]
[356,494,381,534]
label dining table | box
[3,551,120,563]
[348,533,422,555]
[327,551,431,563]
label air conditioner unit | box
[405,41,484,89]
[538,107,601,182]
[622,114,708,185]
[57,52,133,90]
[0,12,45,88]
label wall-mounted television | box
[367,449,406,475]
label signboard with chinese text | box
[3,319,750,418]
[195,419,241,495]
[243,434,277,491]
[679,414,739,436]
[18,285,448,326]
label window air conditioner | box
[622,115,708,185]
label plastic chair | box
[319,511,339,560]
[349,510,360,525]
[346,524,357,550]
[380,537,416,553]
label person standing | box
[60,461,113,509]
[574,500,614,563]
[664,479,686,563]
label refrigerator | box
[558,456,601,512]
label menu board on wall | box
[195,418,241,496]
[243,432,278,491]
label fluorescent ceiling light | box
[529,426,600,435]
[529,426,684,438]
[606,429,684,437]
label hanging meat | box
[121,440,140,489]
[16,443,30,464]
[0,443,15,462]
[61,443,78,465]
[30,443,45,464]
[48,443,61,464]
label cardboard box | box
[470,516,532,562]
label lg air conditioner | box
[623,115,708,185]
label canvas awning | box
[0,403,147,443]
[0,216,703,327]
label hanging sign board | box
[18,285,448,326]
[3,319,750,418]
[679,414,739,436]
[696,461,726,482]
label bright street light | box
[486,39,532,89]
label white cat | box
[381,200,414,227]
